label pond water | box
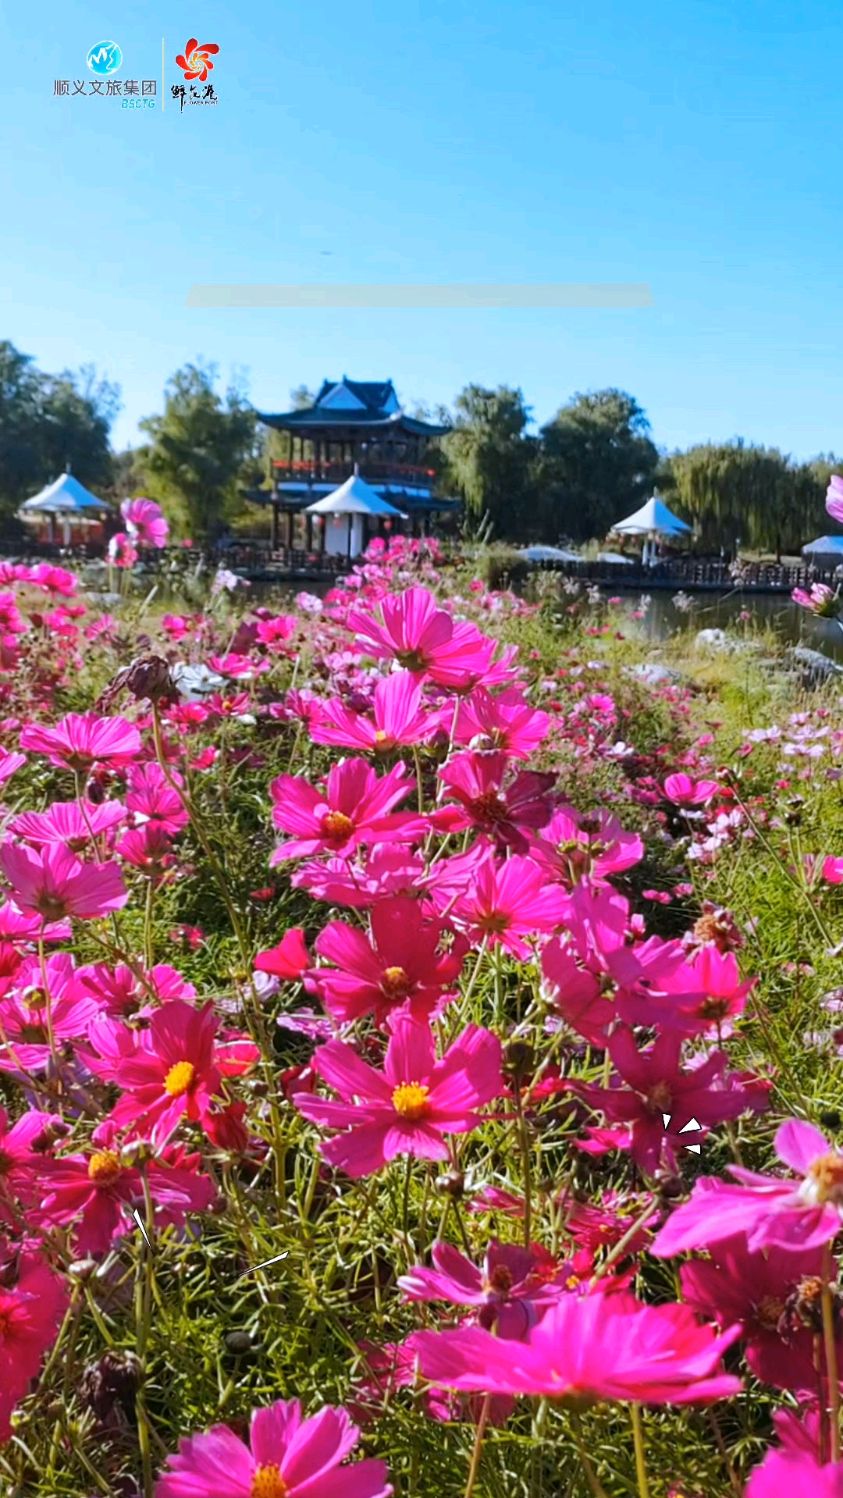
[606,587,843,662]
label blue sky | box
[2,0,842,456]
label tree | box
[666,442,831,556]
[441,385,539,539]
[139,364,257,539]
[0,341,118,518]
[538,389,659,542]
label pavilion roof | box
[19,472,113,517]
[256,376,449,436]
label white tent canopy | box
[305,469,404,558]
[19,471,113,544]
[304,471,404,519]
[612,495,692,538]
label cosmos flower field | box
[5,507,843,1496]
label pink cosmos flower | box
[822,857,843,885]
[622,945,755,1036]
[399,1240,565,1339]
[454,686,550,759]
[347,586,511,691]
[26,562,78,596]
[294,1013,502,1177]
[0,952,102,1074]
[122,496,169,548]
[680,1234,829,1391]
[573,1027,752,1174]
[0,1251,68,1442]
[1,842,128,922]
[433,850,568,958]
[34,1131,215,1254]
[435,751,555,851]
[792,582,840,618]
[255,928,310,981]
[663,773,721,806]
[652,1119,843,1257]
[107,531,138,568]
[410,1290,741,1405]
[310,671,435,753]
[0,1107,57,1209]
[746,1449,843,1496]
[154,1397,391,1498]
[9,799,126,849]
[0,749,25,788]
[256,614,297,653]
[827,474,843,523]
[97,1000,253,1146]
[126,762,189,834]
[20,711,142,771]
[307,898,465,1025]
[293,845,426,910]
[531,805,644,886]
[270,759,426,864]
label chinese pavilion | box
[250,377,459,552]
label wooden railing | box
[271,460,437,485]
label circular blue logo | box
[86,40,123,76]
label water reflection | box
[619,589,843,662]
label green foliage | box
[442,384,539,540]
[0,340,118,519]
[537,388,660,542]
[666,440,838,555]
[139,363,258,540]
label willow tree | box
[537,390,659,542]
[441,384,539,540]
[668,442,829,556]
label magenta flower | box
[746,1449,843,1496]
[434,850,568,958]
[1,842,128,923]
[122,496,169,548]
[410,1290,741,1405]
[652,1119,843,1257]
[126,762,189,834]
[0,1107,57,1207]
[307,897,465,1024]
[34,1135,215,1254]
[399,1240,564,1339]
[347,586,510,690]
[97,1001,242,1146]
[20,711,142,772]
[680,1234,830,1391]
[436,750,555,850]
[792,583,840,618]
[294,1014,502,1177]
[0,749,25,788]
[454,686,551,760]
[531,805,644,885]
[663,773,721,806]
[827,473,843,523]
[0,1252,68,1443]
[311,671,435,753]
[9,799,126,849]
[270,758,426,865]
[573,1027,752,1173]
[154,1397,391,1498]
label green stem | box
[630,1403,650,1498]
[463,1393,491,1498]
[823,1243,841,1463]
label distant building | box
[250,377,459,551]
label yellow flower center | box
[164,1060,196,1097]
[21,986,47,1011]
[88,1149,123,1184]
[321,810,355,841]
[381,965,411,999]
[373,729,389,745]
[392,1081,430,1120]
[806,1153,843,1204]
[251,1466,288,1498]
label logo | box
[86,40,123,76]
[175,38,219,81]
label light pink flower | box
[663,773,721,806]
[827,474,843,523]
[122,497,169,548]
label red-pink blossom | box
[1,842,128,922]
[663,773,721,806]
[154,1397,391,1498]
[270,758,426,864]
[433,850,568,958]
[122,496,169,548]
[410,1290,741,1405]
[20,711,142,772]
[311,671,435,753]
[399,1240,565,1339]
[294,1014,502,1177]
[435,750,555,850]
[9,799,126,849]
[0,1251,68,1443]
[306,897,465,1024]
